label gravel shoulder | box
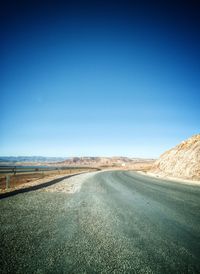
[39,171,101,193]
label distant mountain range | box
[0,156,69,163]
[55,157,154,168]
[0,156,154,168]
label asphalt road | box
[0,171,200,273]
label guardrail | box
[0,165,98,175]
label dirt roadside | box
[0,170,95,199]
[137,171,200,185]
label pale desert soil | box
[137,171,200,186]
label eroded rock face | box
[151,134,200,180]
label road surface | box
[0,171,200,273]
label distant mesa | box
[151,134,200,180]
[58,156,154,168]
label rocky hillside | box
[151,134,200,180]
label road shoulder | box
[136,171,200,186]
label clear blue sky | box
[1,0,200,158]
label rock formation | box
[151,134,200,180]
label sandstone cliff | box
[151,134,200,180]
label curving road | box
[0,171,200,273]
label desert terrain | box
[0,157,154,193]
